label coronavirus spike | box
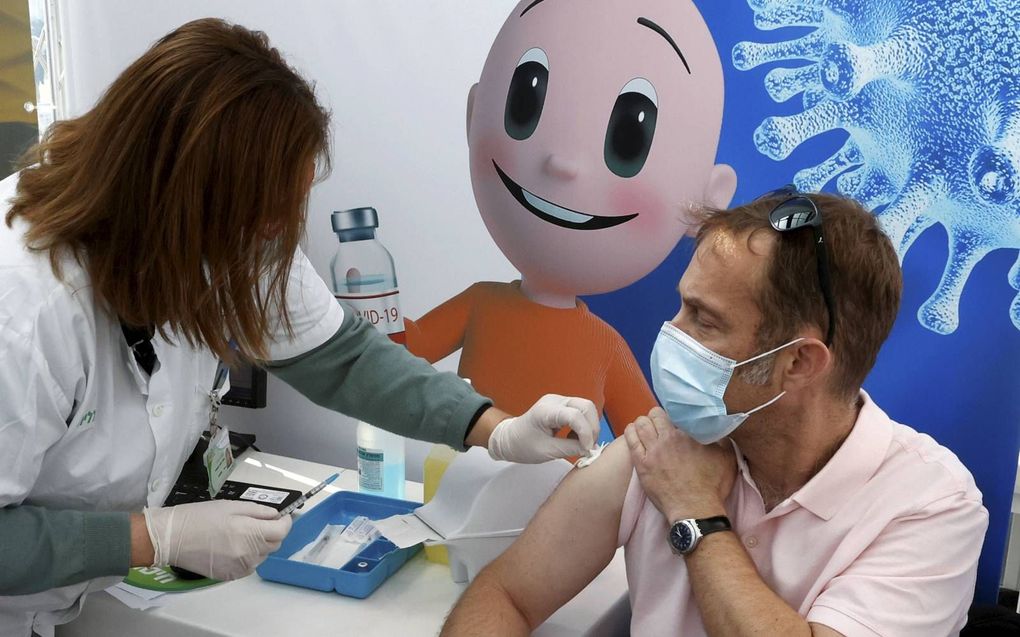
[837,165,897,210]
[794,138,863,190]
[754,100,846,160]
[919,228,993,334]
[766,65,822,103]
[876,178,939,256]
[732,33,826,71]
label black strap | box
[696,515,732,536]
[121,322,157,376]
[462,402,493,444]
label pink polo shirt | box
[618,392,987,636]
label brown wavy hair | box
[6,18,331,361]
[696,192,902,402]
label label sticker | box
[239,487,290,505]
[358,446,384,491]
[335,291,404,340]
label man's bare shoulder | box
[541,438,634,521]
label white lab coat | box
[0,173,344,635]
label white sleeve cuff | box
[265,248,345,361]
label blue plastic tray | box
[256,490,422,599]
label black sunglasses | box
[760,185,836,347]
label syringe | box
[276,472,340,519]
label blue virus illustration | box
[732,0,1020,334]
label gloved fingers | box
[539,436,588,460]
[258,514,294,544]
[264,539,284,555]
[542,404,598,452]
[216,500,284,520]
[563,395,599,450]
[536,393,569,405]
[563,397,599,428]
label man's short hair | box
[695,191,903,401]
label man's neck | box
[734,392,862,511]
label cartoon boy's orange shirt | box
[405,281,656,437]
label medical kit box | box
[256,490,421,599]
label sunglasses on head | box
[758,185,836,347]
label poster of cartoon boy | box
[405,0,737,438]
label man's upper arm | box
[806,492,987,637]
[478,438,633,628]
[809,623,846,637]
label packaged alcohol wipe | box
[288,516,381,569]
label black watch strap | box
[696,515,732,536]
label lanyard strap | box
[120,322,157,376]
[208,360,229,433]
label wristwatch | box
[668,516,732,556]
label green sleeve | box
[266,303,492,450]
[0,505,130,595]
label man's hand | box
[487,394,600,464]
[625,407,736,521]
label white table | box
[58,451,630,637]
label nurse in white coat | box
[0,19,599,636]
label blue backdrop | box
[587,0,1020,604]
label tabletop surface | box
[58,450,630,637]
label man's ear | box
[466,83,479,141]
[781,339,833,392]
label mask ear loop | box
[744,390,787,416]
[731,338,804,416]
[732,337,805,368]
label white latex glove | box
[143,500,292,580]
[487,394,600,464]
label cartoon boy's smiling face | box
[468,0,736,298]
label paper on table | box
[374,447,569,550]
[372,514,443,549]
[113,582,164,601]
[105,584,169,610]
[289,517,382,567]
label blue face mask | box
[650,322,802,445]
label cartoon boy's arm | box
[404,284,480,363]
[603,340,658,437]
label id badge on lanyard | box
[203,361,234,497]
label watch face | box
[670,522,694,553]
